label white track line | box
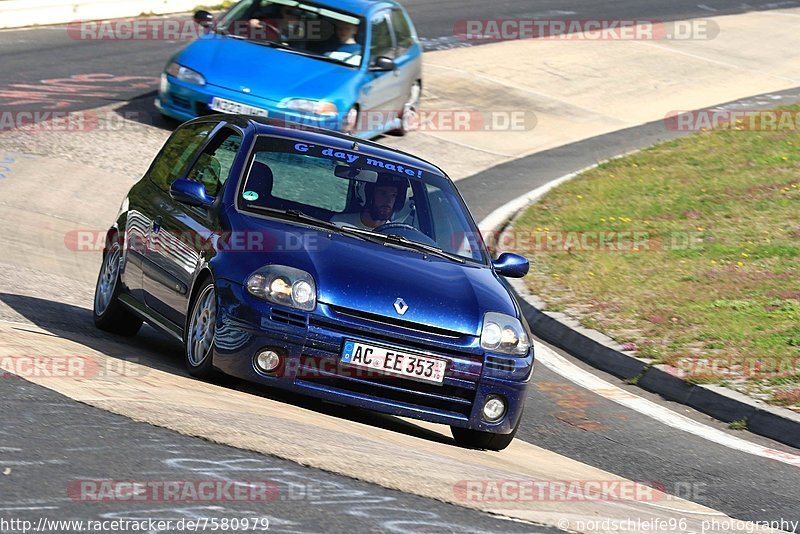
[535,342,800,468]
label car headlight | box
[246,265,316,311]
[480,312,530,356]
[282,99,338,117]
[166,62,206,86]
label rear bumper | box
[213,280,532,434]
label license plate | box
[341,340,446,384]
[209,97,268,117]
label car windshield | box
[216,0,365,67]
[237,136,488,264]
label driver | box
[331,173,408,230]
[247,3,303,41]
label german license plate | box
[341,340,446,384]
[209,97,268,117]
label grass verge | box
[510,106,800,409]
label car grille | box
[270,309,308,328]
[295,355,477,418]
[171,94,192,110]
[485,355,516,372]
[329,305,466,339]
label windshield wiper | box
[244,206,465,263]
[245,206,378,242]
[338,227,466,264]
[245,206,341,230]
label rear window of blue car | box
[237,136,488,264]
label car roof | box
[301,0,400,17]
[210,114,449,179]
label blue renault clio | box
[156,0,422,138]
[93,115,534,450]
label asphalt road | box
[0,371,560,534]
[1,1,800,532]
[1,0,800,114]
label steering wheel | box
[232,19,282,41]
[257,20,283,40]
[374,222,438,247]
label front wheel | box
[185,280,217,379]
[451,413,522,451]
[93,240,142,337]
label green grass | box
[729,418,748,431]
[192,1,235,12]
[512,106,800,407]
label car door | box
[388,8,420,110]
[143,124,243,327]
[126,121,216,306]
[359,10,399,131]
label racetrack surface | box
[1,2,799,533]
[2,0,799,115]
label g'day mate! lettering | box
[293,143,424,178]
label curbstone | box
[639,364,695,405]
[483,158,800,450]
[748,408,800,449]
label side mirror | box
[492,252,529,278]
[370,56,396,72]
[193,10,214,28]
[170,179,214,208]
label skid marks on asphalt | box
[0,73,157,113]
[535,380,627,432]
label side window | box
[149,122,215,192]
[370,13,395,61]
[260,153,348,212]
[186,128,242,197]
[390,9,414,55]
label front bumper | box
[156,74,343,130]
[213,280,533,434]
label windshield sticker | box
[242,190,259,201]
[293,143,423,178]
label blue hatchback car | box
[93,116,534,450]
[156,0,422,138]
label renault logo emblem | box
[393,298,409,315]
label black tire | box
[93,239,143,337]
[184,279,217,379]
[451,412,522,451]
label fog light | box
[255,350,281,373]
[482,395,507,422]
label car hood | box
[177,37,359,101]
[217,218,517,336]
